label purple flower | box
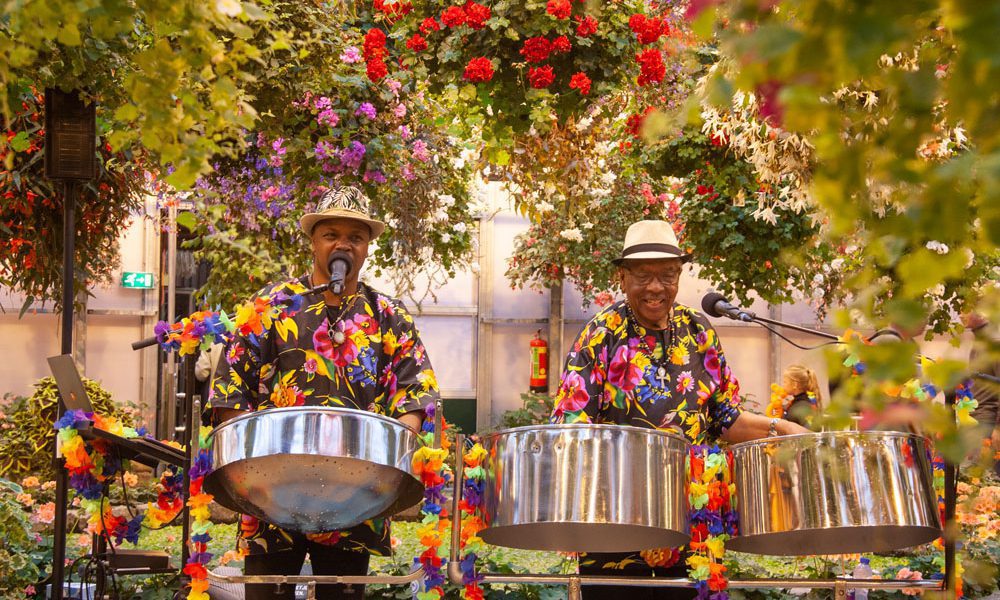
[339,141,366,170]
[393,103,407,118]
[398,124,412,140]
[340,46,362,63]
[317,109,339,128]
[355,102,377,120]
[314,96,333,111]
[363,170,386,183]
[314,140,337,162]
[386,78,402,94]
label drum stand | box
[204,401,449,598]
[448,434,948,600]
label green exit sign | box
[121,271,155,289]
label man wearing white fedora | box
[552,220,808,599]
[208,186,440,599]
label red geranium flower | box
[366,59,388,81]
[569,71,591,95]
[520,37,551,63]
[463,57,495,82]
[636,48,665,86]
[441,5,466,27]
[363,28,388,61]
[528,65,555,88]
[406,33,428,52]
[463,1,491,29]
[373,0,412,23]
[546,0,572,19]
[629,14,668,45]
[551,35,571,54]
[626,106,655,137]
[575,14,598,37]
[419,17,441,34]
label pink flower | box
[304,358,318,374]
[34,502,55,524]
[676,370,694,393]
[555,371,590,415]
[313,320,359,367]
[340,46,362,63]
[609,344,643,391]
[412,139,431,162]
[703,347,721,379]
[594,291,614,307]
[393,103,407,118]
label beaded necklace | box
[626,302,674,388]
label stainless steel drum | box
[728,431,941,555]
[204,407,423,533]
[478,424,689,552]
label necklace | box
[310,275,359,344]
[626,303,673,388]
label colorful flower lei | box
[155,310,235,356]
[765,383,786,419]
[54,410,185,546]
[459,442,487,600]
[686,445,737,600]
[183,426,215,600]
[411,402,451,598]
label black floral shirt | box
[209,277,439,555]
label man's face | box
[619,258,683,329]
[310,218,372,278]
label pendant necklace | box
[311,275,357,344]
[627,303,673,388]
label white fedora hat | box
[612,220,691,265]
[299,186,386,238]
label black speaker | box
[44,88,97,181]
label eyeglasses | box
[624,269,682,287]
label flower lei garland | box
[183,426,215,600]
[155,310,235,356]
[54,410,185,545]
[411,403,451,599]
[458,442,487,600]
[686,445,737,600]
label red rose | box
[551,35,571,54]
[528,65,555,88]
[575,14,598,37]
[546,0,572,19]
[419,17,441,34]
[441,5,466,27]
[636,48,665,86]
[463,57,495,82]
[366,59,388,81]
[520,37,551,63]
[569,71,591,95]
[463,1,491,30]
[406,33,428,52]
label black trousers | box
[243,542,370,600]
[579,552,697,600]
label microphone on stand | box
[326,251,353,296]
[701,292,756,323]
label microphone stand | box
[746,313,841,342]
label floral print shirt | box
[209,277,440,556]
[551,301,743,572]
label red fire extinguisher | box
[529,330,548,393]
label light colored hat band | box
[621,243,685,259]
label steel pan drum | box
[478,424,689,552]
[728,431,941,555]
[204,407,423,533]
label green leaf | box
[9,131,30,152]
[176,212,198,232]
[19,296,35,319]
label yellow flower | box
[670,344,690,365]
[417,369,438,392]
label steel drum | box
[478,424,690,552]
[203,407,423,533]
[728,431,941,555]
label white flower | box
[929,284,946,297]
[440,233,451,243]
[433,209,449,222]
[575,116,594,131]
[216,0,242,16]
[559,228,584,243]
[582,222,594,229]
[591,187,611,199]
[438,194,456,207]
[597,158,606,169]
[964,248,975,269]
[812,273,825,284]
[926,240,949,254]
[453,157,466,169]
[830,258,845,270]
[601,172,617,186]
[453,222,467,233]
[536,201,555,213]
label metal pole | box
[547,279,563,395]
[163,202,178,440]
[49,179,78,600]
[750,314,841,341]
[448,434,466,585]
[944,391,958,596]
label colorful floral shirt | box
[209,277,440,556]
[551,301,743,572]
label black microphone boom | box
[701,292,755,322]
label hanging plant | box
[0,84,144,313]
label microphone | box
[701,292,755,322]
[326,251,353,295]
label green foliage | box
[499,392,556,429]
[0,378,134,480]
[0,479,42,598]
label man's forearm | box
[720,411,810,443]
[210,407,248,426]
[399,411,424,431]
